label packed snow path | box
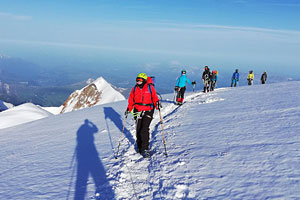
[0,82,300,199]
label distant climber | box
[261,71,267,84]
[210,70,218,91]
[174,69,194,105]
[202,66,211,93]
[247,70,254,85]
[231,69,239,87]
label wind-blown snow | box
[0,103,52,129]
[0,82,299,199]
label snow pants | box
[203,80,210,93]
[248,79,253,85]
[136,109,154,152]
[176,86,186,102]
[231,79,238,87]
[210,80,216,91]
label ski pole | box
[115,113,128,159]
[158,109,168,157]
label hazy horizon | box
[1,0,300,92]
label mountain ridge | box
[0,76,126,129]
[60,77,125,113]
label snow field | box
[0,82,300,199]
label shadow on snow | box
[71,119,115,200]
[103,107,135,152]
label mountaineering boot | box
[177,98,183,105]
[141,150,151,158]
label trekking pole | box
[158,109,168,157]
[66,148,77,200]
[173,87,176,102]
[115,113,128,159]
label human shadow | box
[103,107,135,148]
[74,119,115,200]
[161,99,176,104]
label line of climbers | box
[125,69,268,157]
[174,66,218,105]
[231,69,268,87]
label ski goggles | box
[136,78,144,83]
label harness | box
[204,74,209,80]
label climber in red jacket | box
[126,73,160,158]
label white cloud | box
[271,3,300,7]
[0,11,32,21]
[137,21,300,35]
[1,21,299,67]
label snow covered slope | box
[60,77,125,113]
[0,81,299,199]
[0,103,53,129]
[41,106,63,115]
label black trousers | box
[136,109,154,151]
[176,86,186,100]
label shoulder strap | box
[148,83,154,104]
[133,85,137,93]
[133,85,137,103]
[133,84,154,106]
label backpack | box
[132,80,155,108]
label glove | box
[131,109,141,118]
[192,81,196,85]
[174,86,179,91]
[125,108,129,116]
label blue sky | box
[0,0,300,78]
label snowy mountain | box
[0,77,125,129]
[0,99,14,112]
[60,77,125,113]
[0,81,299,199]
[0,103,52,129]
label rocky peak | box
[60,77,125,113]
